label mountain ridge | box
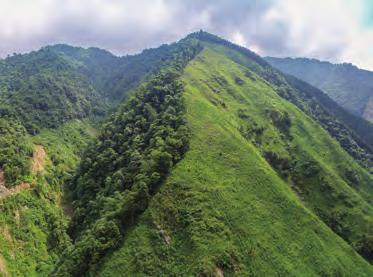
[0,31,372,276]
[265,56,373,122]
[94,39,373,276]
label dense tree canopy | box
[0,118,33,185]
[53,41,201,276]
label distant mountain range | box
[265,57,373,122]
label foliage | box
[1,31,373,276]
[284,75,373,165]
[266,56,373,122]
[98,48,373,276]
[223,49,373,171]
[53,41,201,275]
[0,120,96,276]
[189,32,373,171]
[0,118,33,186]
[0,40,202,134]
[0,50,108,133]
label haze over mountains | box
[0,32,372,276]
[266,57,373,123]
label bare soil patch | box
[31,144,46,173]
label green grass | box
[97,48,373,276]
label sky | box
[2,0,373,69]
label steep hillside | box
[0,37,204,276]
[265,57,373,122]
[0,120,96,276]
[0,50,109,134]
[1,32,373,276]
[0,41,205,135]
[185,34,373,170]
[0,118,33,186]
[50,33,373,276]
[97,47,373,277]
[47,41,205,101]
[52,40,201,276]
[0,45,117,275]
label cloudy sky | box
[2,0,373,69]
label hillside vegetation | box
[266,57,373,123]
[0,120,96,276]
[0,32,372,276]
[95,43,373,276]
[0,40,205,134]
[0,36,204,276]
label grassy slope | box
[0,120,95,276]
[206,42,373,159]
[97,49,373,276]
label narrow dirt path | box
[0,145,46,201]
[0,172,31,201]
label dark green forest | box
[54,41,201,276]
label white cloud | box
[0,0,269,56]
[0,0,53,38]
[1,0,373,69]
[231,31,247,47]
[262,0,373,69]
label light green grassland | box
[97,49,373,276]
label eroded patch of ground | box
[31,144,46,173]
[0,145,46,200]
